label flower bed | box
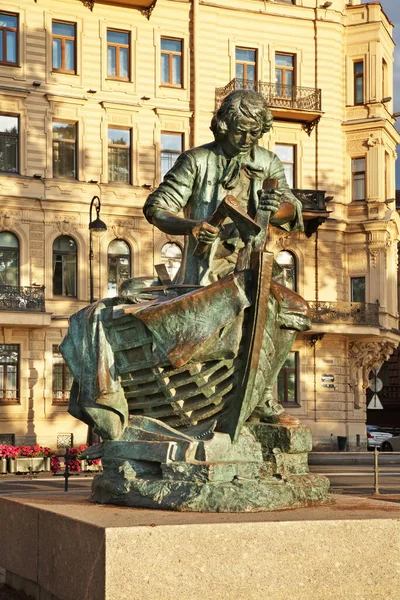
[1,444,54,474]
[50,444,101,474]
[0,443,101,475]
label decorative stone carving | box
[348,249,367,272]
[369,248,380,268]
[349,340,396,398]
[0,214,14,231]
[57,220,75,236]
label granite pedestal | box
[0,494,399,599]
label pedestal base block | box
[1,495,400,600]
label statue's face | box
[223,116,262,155]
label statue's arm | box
[143,152,219,243]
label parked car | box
[381,432,400,452]
[367,425,393,450]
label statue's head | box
[210,90,273,155]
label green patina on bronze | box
[61,90,330,511]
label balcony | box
[82,0,157,18]
[215,78,322,134]
[308,301,380,327]
[0,286,45,312]
[293,190,332,237]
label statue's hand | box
[257,189,282,214]
[192,220,220,245]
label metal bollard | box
[374,447,380,495]
[64,447,71,492]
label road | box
[0,457,399,497]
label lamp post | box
[89,195,107,304]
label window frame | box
[350,276,366,303]
[275,143,296,189]
[353,60,364,105]
[275,52,296,97]
[235,47,257,85]
[52,344,73,404]
[0,344,19,403]
[52,20,77,74]
[0,113,19,174]
[107,28,130,81]
[160,36,183,88]
[351,156,366,202]
[0,231,19,287]
[278,351,299,407]
[0,12,18,67]
[52,235,78,298]
[52,120,78,180]
[108,126,131,184]
[275,250,297,293]
[107,239,131,297]
[160,131,183,181]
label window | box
[0,115,18,173]
[382,58,388,99]
[108,128,131,183]
[53,235,77,297]
[107,30,130,80]
[275,144,295,188]
[235,48,257,87]
[0,232,19,286]
[107,239,131,297]
[52,345,73,403]
[53,121,77,179]
[161,37,183,87]
[277,352,298,405]
[276,251,296,292]
[161,132,183,180]
[0,344,19,402]
[0,12,18,66]
[354,60,364,105]
[160,243,182,280]
[351,277,366,303]
[352,157,365,201]
[275,53,295,98]
[52,21,76,73]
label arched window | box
[160,242,182,280]
[107,239,131,297]
[53,236,77,297]
[0,232,19,287]
[276,250,296,291]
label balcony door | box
[275,53,295,104]
[0,232,19,287]
[235,48,257,90]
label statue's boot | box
[250,386,301,426]
[248,326,302,426]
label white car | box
[381,433,400,452]
[367,426,393,450]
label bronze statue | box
[60,90,329,511]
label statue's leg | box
[246,281,310,423]
[250,327,297,421]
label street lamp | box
[89,195,107,304]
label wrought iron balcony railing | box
[308,301,380,327]
[0,285,45,312]
[215,78,322,112]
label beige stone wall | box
[0,0,398,449]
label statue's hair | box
[210,90,273,140]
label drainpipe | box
[314,4,319,304]
[192,0,199,147]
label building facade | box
[0,0,399,450]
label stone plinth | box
[1,494,400,600]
